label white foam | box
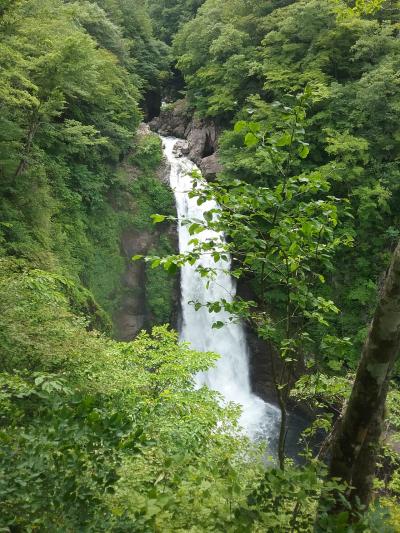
[162,136,280,438]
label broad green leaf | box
[276,133,292,146]
[151,214,166,224]
[298,145,310,159]
[244,132,258,147]
[234,120,247,133]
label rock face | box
[199,153,223,178]
[114,230,153,340]
[172,139,190,157]
[114,226,180,341]
[151,99,191,138]
[150,99,222,179]
[113,125,179,341]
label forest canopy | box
[1,0,400,531]
[173,0,400,363]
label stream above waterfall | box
[161,136,281,445]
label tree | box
[147,0,206,45]
[0,259,266,531]
[326,240,400,513]
[173,0,400,368]
[0,0,181,326]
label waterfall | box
[162,136,279,439]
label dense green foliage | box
[147,0,206,44]
[145,0,400,525]
[0,0,175,320]
[2,258,397,532]
[2,0,400,529]
[173,0,400,363]
[0,259,241,530]
[146,234,176,323]
[152,98,399,521]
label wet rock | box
[199,153,223,179]
[172,139,190,157]
[114,230,152,340]
[246,327,278,405]
[185,118,219,167]
[156,155,171,185]
[150,99,222,175]
[149,99,191,138]
[121,230,153,257]
[137,122,151,136]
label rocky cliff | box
[113,125,180,340]
[149,99,223,179]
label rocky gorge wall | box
[112,124,180,341]
[150,99,223,179]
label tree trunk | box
[277,383,288,471]
[15,112,39,178]
[327,240,400,512]
[349,372,391,508]
[269,349,290,470]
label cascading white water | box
[162,136,279,439]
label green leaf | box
[167,262,178,275]
[276,133,292,146]
[244,132,258,147]
[234,120,247,133]
[189,223,204,235]
[151,214,166,224]
[298,145,310,159]
[248,122,261,133]
[327,359,343,371]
